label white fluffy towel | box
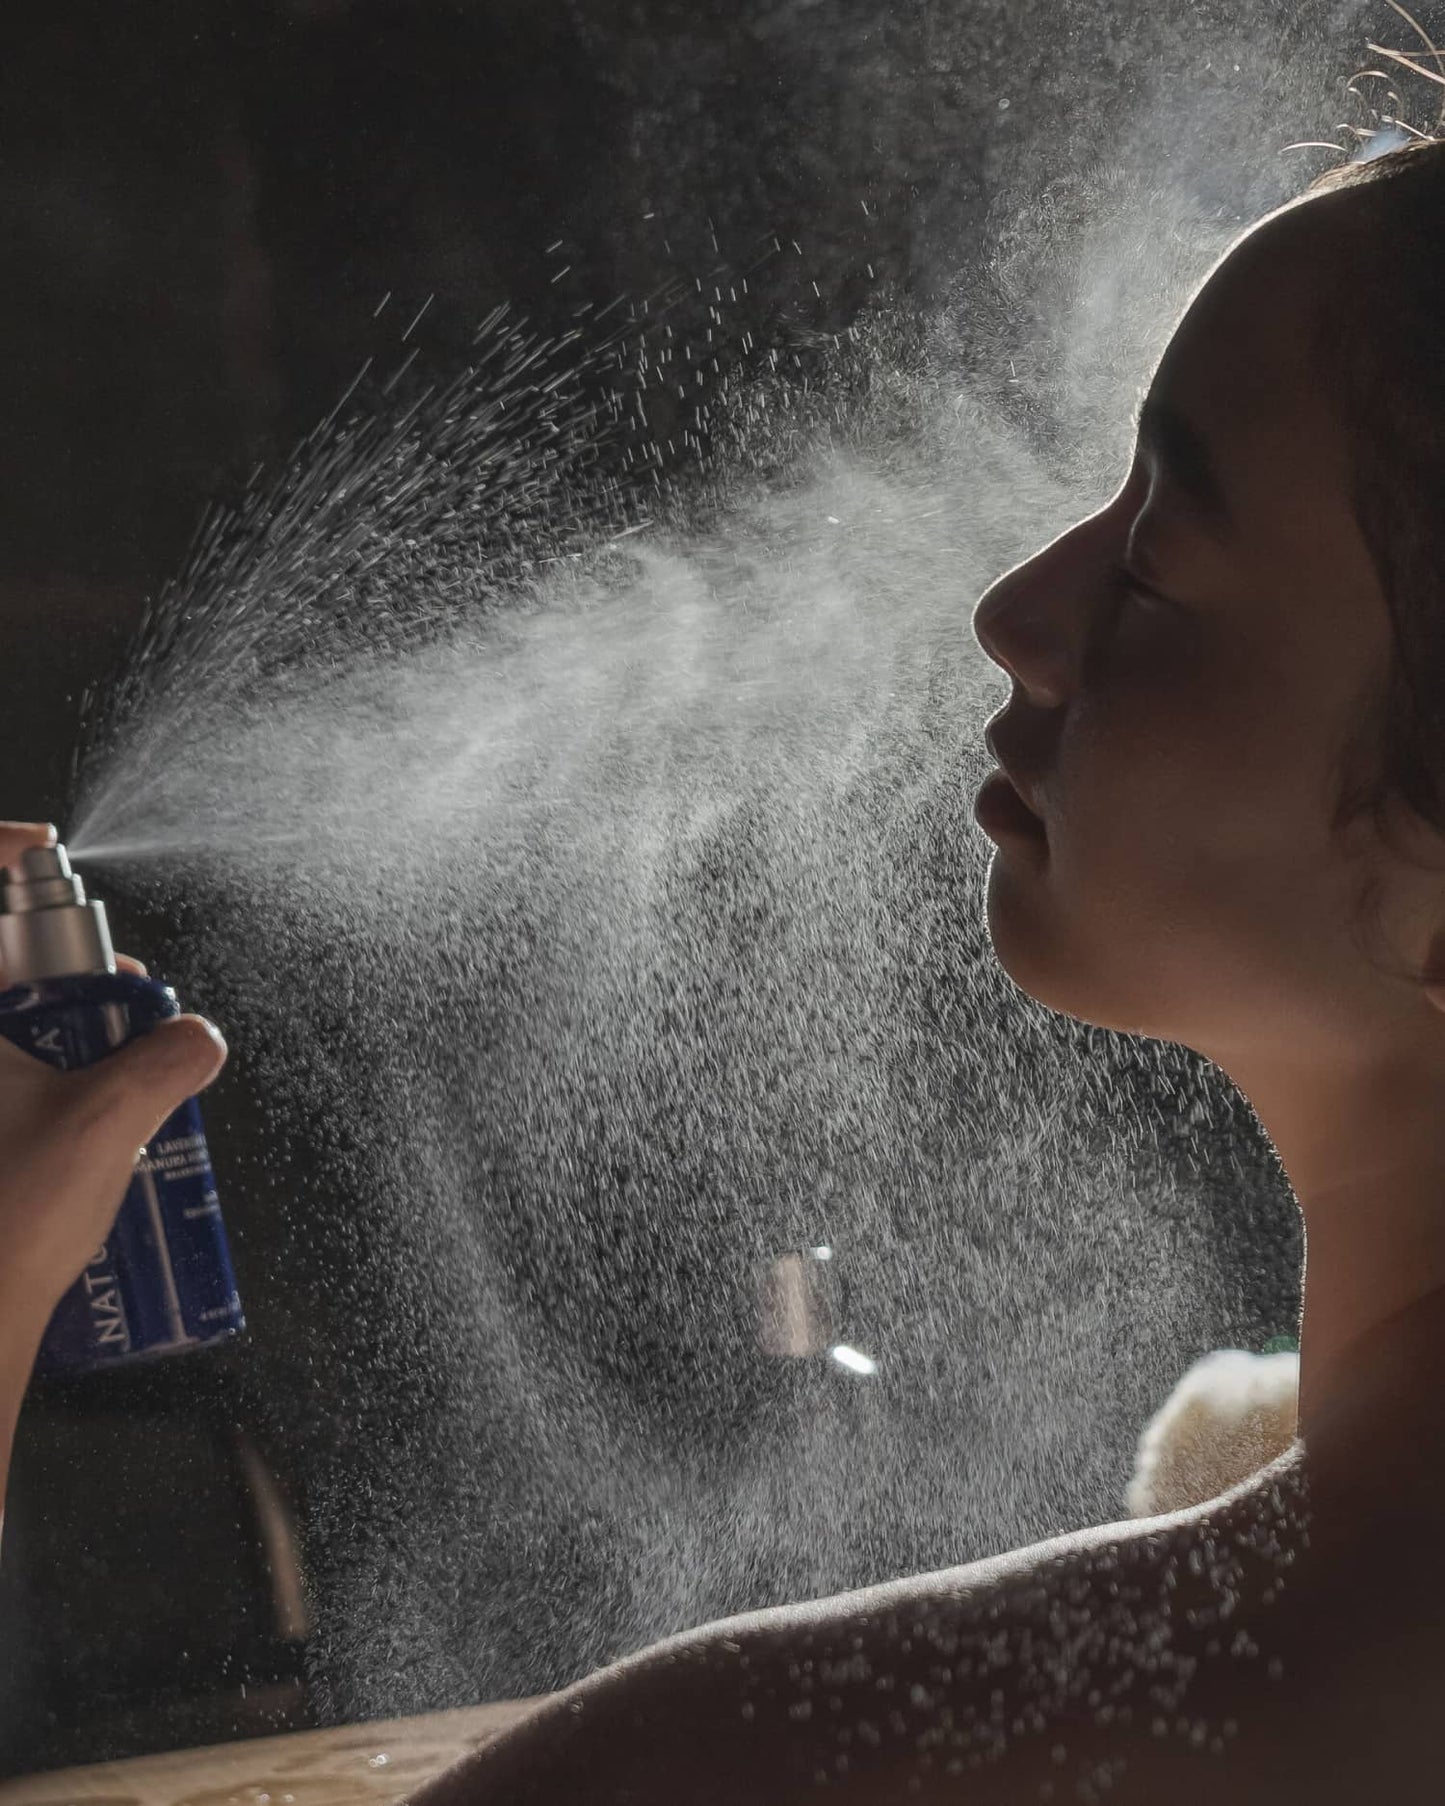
[1126,1348,1300,1518]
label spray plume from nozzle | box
[0,842,116,984]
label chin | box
[983,862,1171,1039]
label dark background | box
[0,0,1370,1778]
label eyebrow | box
[1133,393,1232,535]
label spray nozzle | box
[4,842,87,911]
[0,841,115,983]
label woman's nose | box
[971,539,1075,711]
[968,516,1098,711]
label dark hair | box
[1301,140,1445,835]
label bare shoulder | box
[414,1452,1329,1806]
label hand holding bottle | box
[0,822,227,1347]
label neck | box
[1225,1026,1445,1485]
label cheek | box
[988,650,1355,1038]
[1064,644,1277,882]
[1073,611,1342,871]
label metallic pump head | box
[0,843,115,983]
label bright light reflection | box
[829,1343,876,1375]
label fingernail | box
[162,1015,227,1071]
[0,820,57,843]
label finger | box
[70,1015,228,1150]
[0,821,57,873]
[114,953,149,977]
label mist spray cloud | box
[56,63,1361,1713]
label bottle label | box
[76,1243,132,1355]
[0,973,245,1376]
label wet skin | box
[414,187,1445,1801]
[414,1442,1442,1804]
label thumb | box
[70,1016,228,1150]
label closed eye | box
[1110,562,1172,609]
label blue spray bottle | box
[0,843,244,1376]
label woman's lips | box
[974,768,1048,842]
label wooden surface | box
[0,1701,538,1806]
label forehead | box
[1135,196,1393,689]
[1142,201,1361,553]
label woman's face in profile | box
[972,195,1444,1072]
